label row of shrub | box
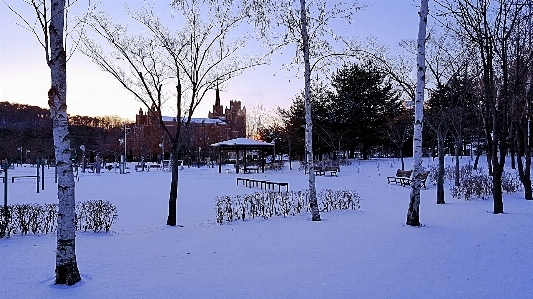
[0,200,118,238]
[428,164,522,200]
[215,189,361,224]
[427,164,482,185]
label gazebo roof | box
[210,138,274,149]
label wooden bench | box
[387,169,412,186]
[400,171,429,189]
[314,166,325,176]
[12,175,38,183]
[236,177,249,186]
[243,166,259,173]
[324,166,339,177]
[237,178,288,192]
[264,181,289,192]
[135,164,146,172]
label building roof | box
[161,116,227,125]
[210,138,273,148]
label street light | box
[159,137,165,165]
[198,147,201,168]
[271,137,280,163]
[122,124,130,162]
[26,149,30,164]
[18,147,22,166]
[271,140,276,162]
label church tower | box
[208,83,224,119]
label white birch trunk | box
[49,0,81,285]
[300,0,320,221]
[407,0,428,226]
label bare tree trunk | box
[492,109,505,214]
[407,0,428,226]
[300,0,320,221]
[49,0,81,285]
[167,140,180,226]
[454,139,460,187]
[510,121,516,169]
[400,148,405,170]
[516,124,532,200]
[437,129,446,204]
[167,80,183,227]
[474,125,482,169]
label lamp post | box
[123,124,130,162]
[26,150,30,165]
[18,147,22,166]
[159,137,165,165]
[271,140,276,162]
[198,147,201,168]
[271,137,280,163]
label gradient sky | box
[1,0,422,121]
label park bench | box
[12,175,38,183]
[324,166,339,177]
[263,181,289,192]
[236,178,288,192]
[387,169,412,186]
[243,166,259,174]
[314,166,325,176]
[135,163,147,172]
[400,171,430,189]
[236,177,249,186]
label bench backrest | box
[396,169,412,177]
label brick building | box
[130,88,246,161]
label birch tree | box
[48,0,81,284]
[407,0,429,226]
[246,0,361,221]
[82,0,264,226]
[3,0,84,285]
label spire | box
[215,81,220,107]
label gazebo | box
[210,138,274,173]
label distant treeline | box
[0,101,132,163]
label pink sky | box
[1,0,421,120]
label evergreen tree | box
[329,63,402,159]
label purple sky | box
[1,0,421,120]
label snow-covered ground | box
[1,157,532,298]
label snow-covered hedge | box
[428,164,482,185]
[0,200,118,238]
[428,164,523,200]
[215,189,361,224]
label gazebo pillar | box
[236,150,240,173]
[218,147,222,173]
[261,150,265,173]
[243,147,247,170]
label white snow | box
[1,157,533,298]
